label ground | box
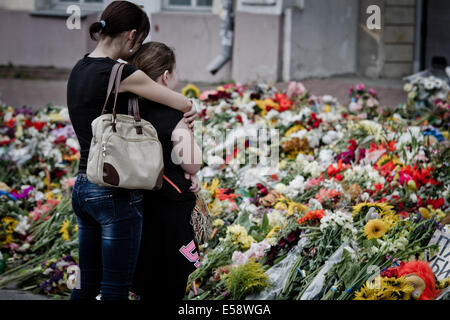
[0,67,406,110]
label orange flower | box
[297,209,325,225]
[216,188,242,202]
[327,159,350,177]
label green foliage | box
[225,259,269,300]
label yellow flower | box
[225,224,256,250]
[253,98,279,117]
[213,218,225,228]
[287,201,307,216]
[324,104,331,113]
[204,178,220,199]
[59,219,71,241]
[2,217,18,235]
[181,84,200,98]
[265,226,280,239]
[284,124,304,138]
[45,191,55,201]
[353,202,395,218]
[364,219,389,239]
[419,207,431,219]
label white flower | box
[267,209,285,227]
[410,193,418,203]
[423,79,435,90]
[308,198,323,210]
[14,215,31,236]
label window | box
[164,0,213,11]
[53,0,105,11]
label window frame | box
[163,0,213,12]
[52,0,105,12]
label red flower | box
[398,211,409,219]
[373,183,383,191]
[4,118,15,128]
[327,159,349,177]
[426,198,444,210]
[236,115,242,123]
[33,122,45,131]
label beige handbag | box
[87,63,164,190]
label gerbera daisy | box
[364,219,388,239]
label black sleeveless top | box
[139,99,196,202]
[67,54,138,174]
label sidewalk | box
[0,282,61,300]
[0,75,407,111]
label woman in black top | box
[128,42,203,300]
[67,1,196,300]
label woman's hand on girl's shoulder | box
[183,100,197,130]
[184,173,201,193]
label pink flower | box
[231,251,248,267]
[369,88,377,97]
[199,90,217,101]
[305,177,322,190]
[287,82,306,98]
[355,83,365,91]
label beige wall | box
[0,9,98,68]
[0,0,35,11]
[150,11,232,83]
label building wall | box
[149,11,232,83]
[357,0,416,79]
[288,0,358,80]
[424,0,450,69]
[0,9,98,69]
[231,12,283,83]
[0,0,34,11]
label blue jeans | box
[70,175,143,300]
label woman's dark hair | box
[89,1,150,46]
[129,42,176,81]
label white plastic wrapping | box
[246,237,309,300]
[300,241,349,300]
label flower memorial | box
[0,77,449,300]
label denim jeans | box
[70,174,143,300]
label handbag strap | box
[101,63,122,115]
[127,96,143,134]
[111,63,126,131]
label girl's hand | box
[183,100,197,130]
[187,173,201,193]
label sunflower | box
[376,154,404,167]
[182,84,200,98]
[383,276,414,300]
[364,219,388,239]
[352,202,395,220]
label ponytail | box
[89,1,150,43]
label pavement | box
[0,282,61,300]
[0,71,407,111]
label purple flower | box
[11,186,33,199]
[16,106,34,116]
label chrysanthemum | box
[182,84,200,98]
[364,219,388,239]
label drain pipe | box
[207,0,234,75]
